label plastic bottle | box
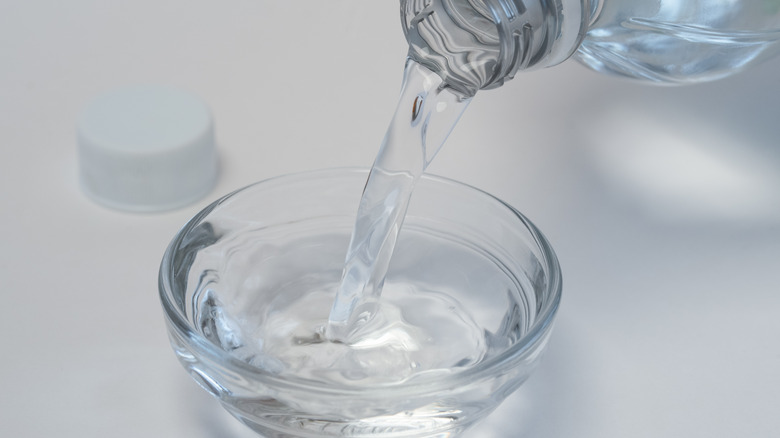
[401,0,780,97]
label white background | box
[1,1,779,437]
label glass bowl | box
[159,168,561,437]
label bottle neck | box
[401,0,592,97]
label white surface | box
[78,84,217,211]
[1,2,778,437]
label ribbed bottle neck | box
[402,0,592,96]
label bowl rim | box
[158,167,562,398]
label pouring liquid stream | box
[325,61,471,342]
[194,60,482,384]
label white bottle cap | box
[77,85,218,212]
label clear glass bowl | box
[159,168,561,438]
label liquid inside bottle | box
[401,0,780,92]
[577,0,780,83]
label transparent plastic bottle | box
[401,0,780,96]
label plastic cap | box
[77,85,218,212]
